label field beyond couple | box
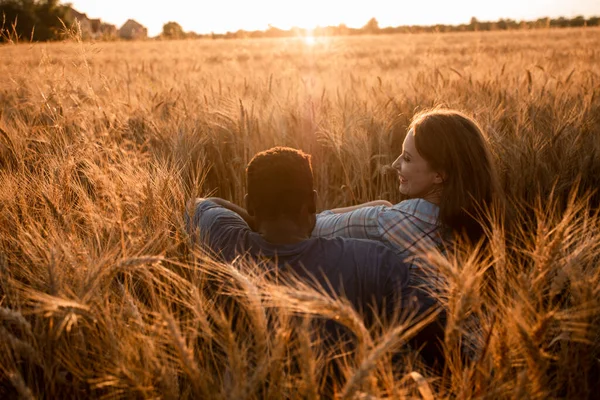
[1,28,600,398]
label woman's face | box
[391,129,443,202]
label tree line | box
[0,0,71,41]
[201,15,600,40]
[1,0,599,43]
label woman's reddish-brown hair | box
[410,109,502,243]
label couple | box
[185,109,500,366]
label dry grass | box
[0,27,599,398]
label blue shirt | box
[313,199,443,263]
[312,199,450,290]
[186,200,411,314]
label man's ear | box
[244,194,255,216]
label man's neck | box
[256,219,309,245]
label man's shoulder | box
[186,199,250,239]
[191,199,245,221]
[187,199,226,228]
[194,199,224,213]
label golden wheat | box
[0,27,599,398]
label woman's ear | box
[433,171,446,184]
[244,194,255,216]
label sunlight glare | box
[304,35,316,46]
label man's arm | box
[187,197,256,230]
[329,200,393,214]
[185,197,254,262]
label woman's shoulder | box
[390,198,439,224]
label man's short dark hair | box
[246,147,314,220]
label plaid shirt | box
[312,199,445,272]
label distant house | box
[65,7,117,40]
[90,18,101,32]
[99,23,118,39]
[118,19,148,40]
[65,8,93,39]
[90,18,118,40]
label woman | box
[312,109,502,274]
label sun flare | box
[303,35,316,46]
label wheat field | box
[0,27,599,398]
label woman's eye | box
[403,155,410,162]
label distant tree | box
[497,18,518,30]
[570,15,586,27]
[535,17,550,29]
[0,0,71,42]
[34,0,69,40]
[265,24,285,38]
[186,30,201,38]
[362,17,379,33]
[469,17,479,31]
[161,21,184,39]
[551,17,569,28]
[478,21,492,31]
[1,0,38,41]
[335,23,348,36]
[233,29,248,39]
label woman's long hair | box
[410,109,503,244]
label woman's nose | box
[391,156,402,170]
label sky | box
[69,0,600,37]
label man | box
[186,147,442,365]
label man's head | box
[245,147,316,233]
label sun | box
[303,35,316,46]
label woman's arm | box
[313,204,385,240]
[329,200,393,214]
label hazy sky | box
[69,0,600,36]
